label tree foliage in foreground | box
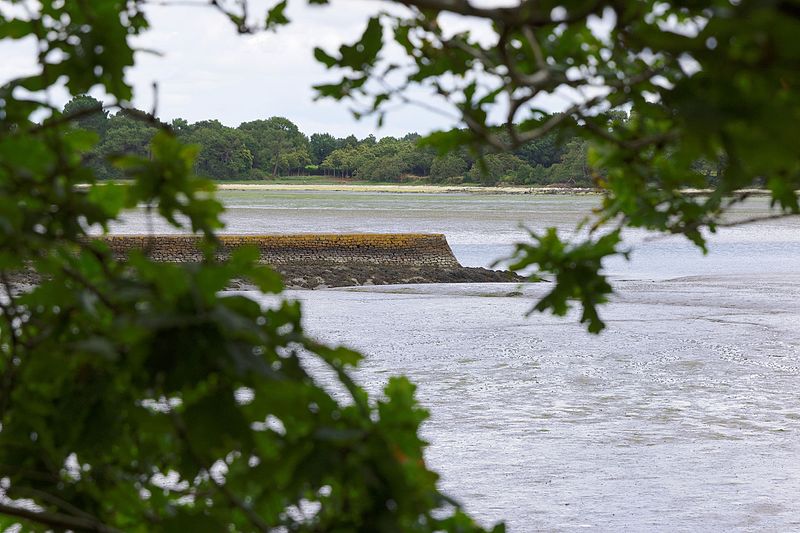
[311,0,800,331]
[0,2,497,531]
[2,0,800,530]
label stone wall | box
[101,233,461,268]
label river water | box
[113,191,800,531]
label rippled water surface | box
[114,191,800,279]
[114,192,800,531]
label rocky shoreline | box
[265,263,523,289]
[8,263,523,292]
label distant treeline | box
[64,95,718,187]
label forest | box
[65,94,602,187]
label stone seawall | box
[101,233,462,268]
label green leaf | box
[265,0,290,30]
[87,182,130,218]
[0,18,33,39]
[314,47,339,68]
[509,229,623,333]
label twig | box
[639,212,799,244]
[9,487,102,524]
[717,212,800,228]
[60,266,119,313]
[521,25,546,71]
[396,0,601,27]
[27,101,120,134]
[0,502,121,533]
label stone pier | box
[100,233,461,268]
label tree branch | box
[398,0,606,28]
[396,0,549,26]
[716,212,800,229]
[8,487,102,524]
[0,502,121,533]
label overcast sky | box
[0,1,588,138]
[130,1,440,137]
[0,1,472,137]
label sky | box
[0,1,595,139]
[129,0,432,137]
[0,1,475,138]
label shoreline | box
[215,183,773,196]
[9,264,523,292]
[216,183,600,194]
[79,182,777,197]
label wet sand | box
[281,275,800,531]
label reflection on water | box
[112,191,800,531]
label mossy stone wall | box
[101,233,461,268]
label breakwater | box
[101,233,461,268]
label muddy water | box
[113,191,800,531]
[114,191,799,280]
[286,278,800,531]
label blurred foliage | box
[0,1,500,531]
[312,0,800,330]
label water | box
[112,191,800,531]
[113,191,799,280]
